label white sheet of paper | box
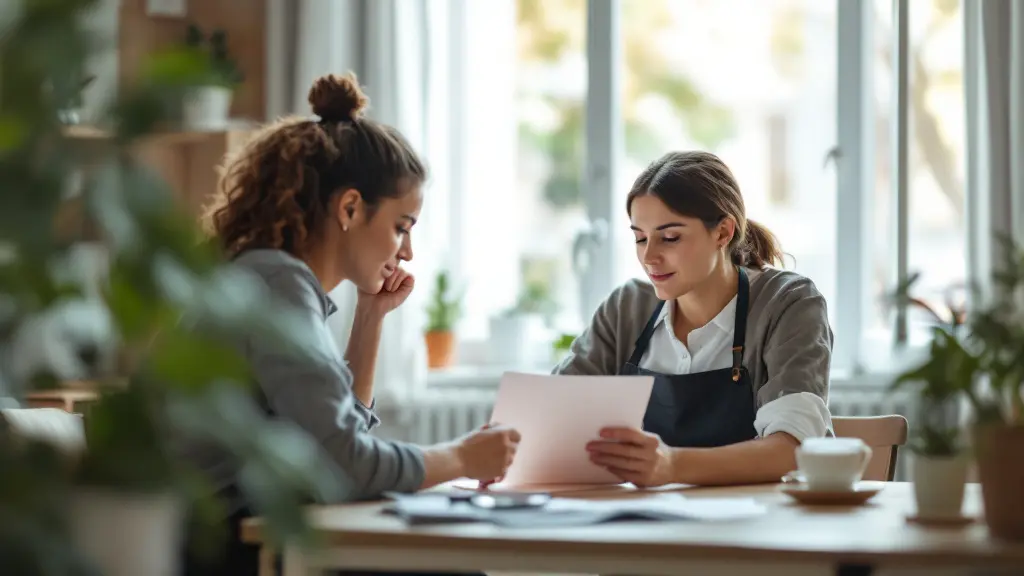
[489,372,655,486]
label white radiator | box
[385,386,919,480]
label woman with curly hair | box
[180,73,515,576]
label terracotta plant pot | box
[424,330,455,369]
[974,424,1024,541]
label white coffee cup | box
[795,437,873,491]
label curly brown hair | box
[203,72,427,258]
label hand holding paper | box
[488,372,655,487]
[455,423,521,484]
[587,427,675,487]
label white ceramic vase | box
[912,453,968,520]
[183,86,233,130]
[71,489,183,576]
[488,314,546,367]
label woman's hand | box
[587,427,674,488]
[455,423,521,488]
[358,266,414,316]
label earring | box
[342,224,349,232]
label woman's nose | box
[398,238,413,262]
[641,244,660,266]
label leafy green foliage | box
[425,270,462,333]
[552,333,576,353]
[891,327,978,456]
[505,280,558,319]
[0,1,345,573]
[183,24,244,88]
[891,234,1024,454]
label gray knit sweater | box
[177,249,425,511]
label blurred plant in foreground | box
[0,1,345,573]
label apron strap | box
[731,267,750,382]
[627,300,666,366]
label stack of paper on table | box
[384,492,767,527]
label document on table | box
[384,492,768,527]
[489,372,655,486]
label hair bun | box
[308,72,369,122]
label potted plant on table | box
[182,24,244,129]
[424,270,462,369]
[891,273,974,521]
[892,243,1024,538]
[962,238,1024,540]
[1,2,343,575]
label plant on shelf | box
[0,2,344,575]
[424,270,462,369]
[181,23,243,129]
[502,279,558,321]
[184,24,245,88]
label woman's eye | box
[396,227,410,236]
[662,236,679,243]
[634,237,647,245]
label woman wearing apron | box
[177,72,510,576]
[555,151,834,488]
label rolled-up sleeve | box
[754,283,834,442]
[354,397,381,430]
[251,270,425,500]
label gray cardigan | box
[554,268,834,412]
[178,249,425,509]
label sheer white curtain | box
[965,0,1024,298]
[265,0,433,406]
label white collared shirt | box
[638,268,832,442]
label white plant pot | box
[912,453,968,520]
[183,86,233,130]
[488,314,546,367]
[71,490,183,576]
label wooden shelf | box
[57,124,257,240]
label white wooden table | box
[242,482,1024,575]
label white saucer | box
[778,481,886,505]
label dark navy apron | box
[620,267,757,448]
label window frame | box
[430,0,929,387]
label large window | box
[452,0,587,348]
[433,0,968,381]
[868,0,966,348]
[614,0,839,325]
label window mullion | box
[835,0,874,374]
[891,0,911,345]
[580,0,622,322]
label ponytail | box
[732,219,784,268]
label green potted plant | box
[52,73,96,125]
[182,24,244,129]
[892,242,1024,538]
[890,273,974,521]
[1,2,342,575]
[424,270,462,369]
[489,279,558,367]
[962,237,1024,540]
[891,329,975,521]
